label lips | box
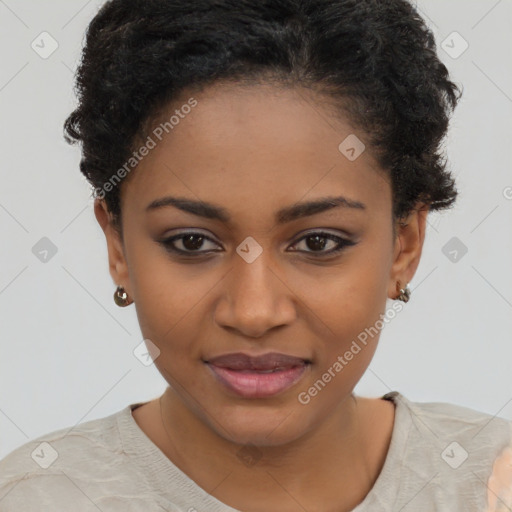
[204,352,310,398]
[206,352,309,371]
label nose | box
[214,249,297,339]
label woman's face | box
[96,83,427,446]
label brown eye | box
[181,234,205,251]
[304,234,331,251]
[289,232,356,256]
[160,232,221,255]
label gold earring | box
[395,281,411,303]
[114,285,133,307]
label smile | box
[204,352,311,399]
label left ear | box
[387,203,430,299]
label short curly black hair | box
[63,0,462,236]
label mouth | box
[204,352,311,399]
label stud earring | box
[114,285,133,307]
[395,281,411,303]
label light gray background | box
[0,0,511,460]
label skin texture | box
[95,83,428,511]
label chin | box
[207,403,310,448]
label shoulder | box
[0,407,123,478]
[386,391,512,510]
[393,392,512,447]
[0,405,164,511]
[390,391,512,462]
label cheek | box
[126,240,209,352]
[297,270,390,412]
[307,237,392,364]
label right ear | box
[94,198,130,291]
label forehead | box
[121,83,391,226]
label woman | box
[1,0,511,510]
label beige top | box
[1,391,512,511]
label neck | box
[157,387,383,511]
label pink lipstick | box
[205,352,310,398]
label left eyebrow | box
[145,195,366,225]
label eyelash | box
[159,231,356,258]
